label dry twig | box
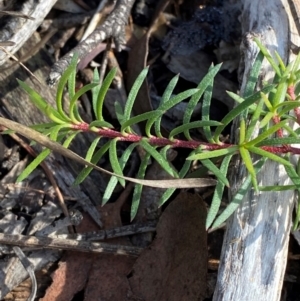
[47,0,135,85]
[0,233,143,257]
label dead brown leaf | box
[129,192,208,301]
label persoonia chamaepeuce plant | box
[9,39,300,229]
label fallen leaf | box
[129,192,208,301]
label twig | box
[53,221,157,241]
[47,0,136,85]
[0,233,143,257]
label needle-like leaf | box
[131,152,151,221]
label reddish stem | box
[70,122,300,156]
[288,85,300,124]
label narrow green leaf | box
[259,185,296,191]
[259,111,275,129]
[159,145,171,160]
[68,58,77,100]
[260,91,273,112]
[202,85,214,142]
[187,146,239,161]
[254,38,281,76]
[256,137,300,146]
[56,53,78,122]
[145,88,200,137]
[102,143,137,205]
[45,105,68,124]
[239,118,246,143]
[245,119,289,146]
[115,101,125,125]
[243,50,264,98]
[271,78,288,107]
[214,85,275,141]
[30,122,58,131]
[131,153,151,221]
[293,158,300,229]
[201,159,230,187]
[239,147,258,191]
[69,83,98,122]
[284,158,300,228]
[154,74,179,138]
[206,154,233,229]
[74,140,111,185]
[17,148,51,182]
[109,138,125,187]
[284,159,300,188]
[247,145,292,166]
[279,124,298,137]
[124,67,149,121]
[184,64,221,139]
[274,51,286,73]
[85,137,101,162]
[291,52,300,75]
[169,120,222,139]
[139,139,178,178]
[211,158,266,229]
[63,131,79,148]
[18,80,51,115]
[89,120,114,130]
[121,111,161,134]
[276,101,300,116]
[245,95,265,141]
[229,90,257,110]
[49,124,71,141]
[92,68,100,114]
[95,67,117,120]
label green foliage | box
[14,42,300,230]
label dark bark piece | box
[213,0,299,300]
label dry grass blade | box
[0,117,217,189]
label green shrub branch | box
[9,39,300,228]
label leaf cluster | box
[14,41,300,229]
